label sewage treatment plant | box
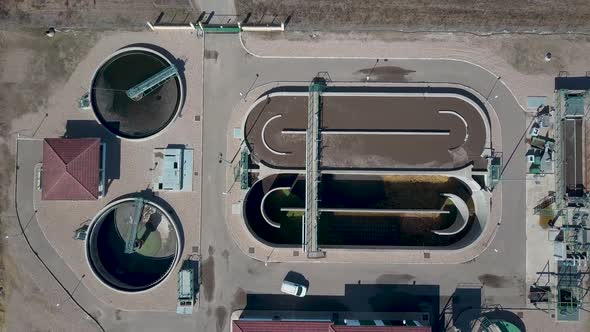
[240,83,496,257]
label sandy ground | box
[0,28,203,330]
[0,29,104,331]
[0,29,101,211]
[0,0,198,30]
[0,236,99,332]
[235,0,590,33]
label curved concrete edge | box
[85,197,182,295]
[433,193,469,236]
[88,46,184,143]
[260,187,289,228]
[29,152,182,310]
[238,32,528,115]
[438,110,469,148]
[227,79,503,264]
[226,169,500,264]
[239,35,509,157]
[241,90,306,146]
[261,115,290,156]
[244,89,492,168]
[322,92,490,148]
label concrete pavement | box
[199,32,527,331]
[9,30,527,332]
[13,138,202,331]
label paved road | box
[11,33,526,332]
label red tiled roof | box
[232,321,332,332]
[332,326,431,332]
[232,321,430,332]
[42,138,101,200]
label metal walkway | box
[124,198,144,254]
[305,81,325,258]
[126,65,179,101]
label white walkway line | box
[261,114,290,156]
[282,129,450,136]
[260,187,289,228]
[438,110,469,144]
[281,207,449,215]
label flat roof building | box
[151,147,193,192]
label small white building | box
[152,147,193,192]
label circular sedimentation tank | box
[90,47,182,140]
[86,197,181,293]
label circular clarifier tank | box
[90,47,183,140]
[86,198,181,293]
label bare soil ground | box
[0,29,104,331]
[0,0,198,30]
[235,0,590,33]
[0,28,101,212]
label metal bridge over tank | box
[126,65,179,101]
[124,198,144,254]
[304,80,325,258]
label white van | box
[280,280,307,297]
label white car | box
[281,280,307,297]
